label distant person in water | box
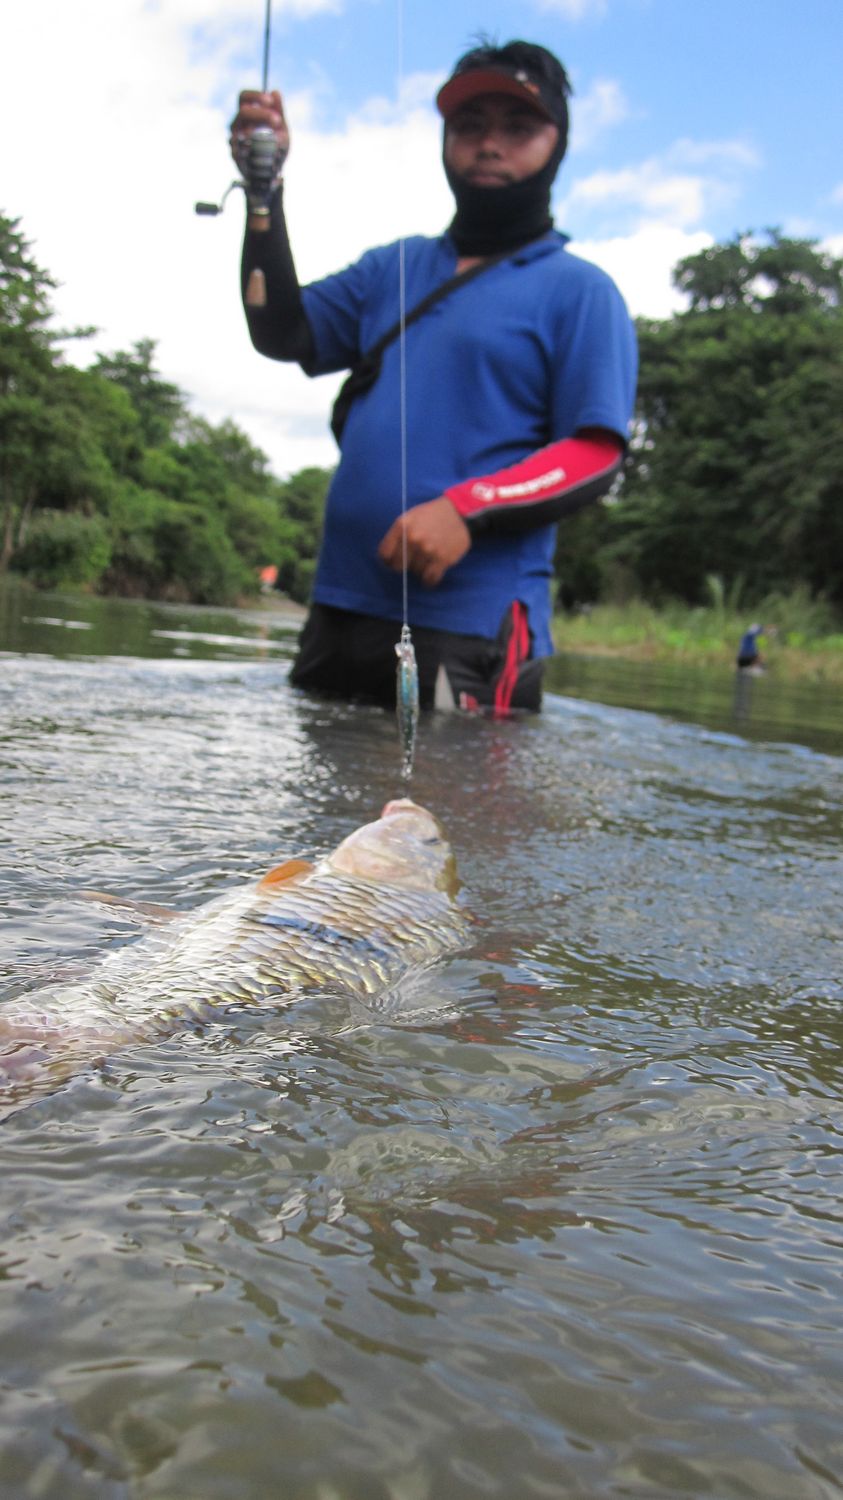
[736,623,768,670]
[229,39,637,712]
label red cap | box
[437,63,562,129]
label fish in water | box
[0,800,467,1107]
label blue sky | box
[3,0,842,477]
[249,0,842,240]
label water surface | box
[2,583,843,1499]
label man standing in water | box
[231,40,637,711]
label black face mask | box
[444,134,566,257]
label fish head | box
[327,799,459,896]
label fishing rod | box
[195,0,420,781]
[194,0,284,283]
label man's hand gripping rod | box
[194,1,283,306]
[194,128,283,230]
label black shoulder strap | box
[330,250,511,443]
[368,251,512,362]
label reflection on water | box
[547,648,843,758]
[0,579,304,665]
[2,580,843,1499]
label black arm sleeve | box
[240,185,317,369]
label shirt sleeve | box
[301,248,392,376]
[446,258,637,534]
[445,433,624,534]
[548,268,638,443]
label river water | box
[2,581,843,1499]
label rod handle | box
[245,269,267,308]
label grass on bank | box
[551,587,843,685]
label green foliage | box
[749,584,840,645]
[553,503,613,609]
[144,506,245,605]
[0,215,63,566]
[12,509,111,589]
[675,229,843,314]
[273,467,330,603]
[93,339,184,448]
[618,230,843,608]
[4,208,840,622]
[0,214,57,338]
[102,482,246,603]
[552,590,843,684]
[54,367,142,475]
[0,209,335,606]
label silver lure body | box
[395,625,420,781]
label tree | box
[676,229,843,314]
[273,467,330,602]
[1,213,304,603]
[92,338,184,448]
[616,231,843,606]
[0,214,60,564]
[12,510,111,590]
[0,214,126,576]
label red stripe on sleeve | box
[445,434,624,531]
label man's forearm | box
[241,185,316,367]
[445,433,624,534]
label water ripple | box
[2,595,843,1497]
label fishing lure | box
[395,624,419,781]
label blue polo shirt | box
[301,232,637,655]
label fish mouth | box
[382,797,423,817]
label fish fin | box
[258,858,314,889]
[78,891,181,923]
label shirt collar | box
[441,228,569,266]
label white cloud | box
[0,0,755,479]
[569,227,712,318]
[285,95,451,279]
[782,216,820,238]
[666,137,760,170]
[0,0,354,478]
[830,183,843,205]
[167,0,340,18]
[561,163,708,228]
[0,0,457,478]
[821,233,843,259]
[533,0,608,18]
[557,136,759,235]
[570,79,631,152]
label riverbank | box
[239,590,308,621]
[255,589,843,686]
[5,574,843,687]
[552,600,843,686]
[257,588,843,685]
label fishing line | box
[261,0,272,91]
[197,0,419,774]
[397,0,409,609]
[393,0,420,784]
[398,245,409,624]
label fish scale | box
[1,804,468,1076]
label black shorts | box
[289,603,544,712]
